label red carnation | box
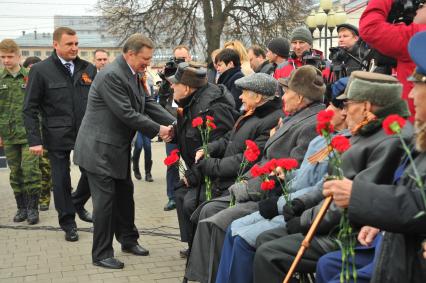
[260,179,276,191]
[331,136,351,153]
[276,158,299,171]
[316,122,334,136]
[244,149,259,162]
[206,115,214,121]
[192,117,203,128]
[382,114,406,135]
[317,109,334,124]
[250,164,268,177]
[264,159,278,173]
[207,121,217,130]
[245,140,258,150]
[164,152,180,166]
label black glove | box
[286,217,302,234]
[184,164,202,187]
[282,198,305,222]
[258,196,280,220]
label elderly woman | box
[176,72,283,257]
[254,71,413,283]
[215,77,350,283]
[185,65,326,283]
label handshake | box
[159,125,175,143]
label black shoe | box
[77,208,93,223]
[39,203,49,211]
[179,248,189,258]
[122,244,149,256]
[13,209,27,222]
[133,169,142,180]
[145,173,153,182]
[93,257,124,269]
[163,199,176,211]
[65,228,79,242]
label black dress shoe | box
[122,244,149,256]
[77,208,93,223]
[93,257,124,269]
[65,228,79,242]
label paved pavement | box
[0,142,188,283]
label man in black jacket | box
[248,45,275,75]
[23,27,95,242]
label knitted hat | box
[337,71,402,106]
[167,62,207,88]
[235,73,278,97]
[288,65,325,102]
[267,37,290,58]
[290,27,313,45]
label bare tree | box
[97,0,311,60]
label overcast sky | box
[0,0,99,40]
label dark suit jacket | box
[73,55,175,179]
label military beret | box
[336,23,359,36]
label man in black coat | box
[169,62,237,256]
[23,27,96,242]
[73,34,175,269]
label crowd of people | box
[0,0,426,281]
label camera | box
[157,57,186,82]
[157,57,186,111]
[388,0,425,24]
[290,50,326,70]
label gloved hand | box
[282,198,305,222]
[286,217,302,234]
[229,182,250,203]
[258,196,280,219]
[184,164,202,188]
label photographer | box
[359,0,426,121]
[329,24,369,81]
[275,27,328,79]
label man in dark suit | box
[23,27,95,242]
[73,34,175,269]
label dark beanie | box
[267,37,290,58]
[290,27,313,45]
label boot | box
[132,156,142,180]
[13,193,27,222]
[27,194,39,225]
[145,160,153,182]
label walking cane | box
[283,196,333,283]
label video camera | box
[388,0,425,24]
[157,57,186,102]
[290,50,327,70]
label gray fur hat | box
[337,71,402,106]
[288,65,325,102]
[235,73,278,97]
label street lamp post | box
[305,1,347,59]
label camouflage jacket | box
[0,66,29,145]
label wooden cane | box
[283,196,333,283]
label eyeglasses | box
[342,101,361,109]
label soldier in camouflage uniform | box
[0,39,41,224]
[23,56,52,211]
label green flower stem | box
[398,134,426,211]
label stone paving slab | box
[0,143,189,283]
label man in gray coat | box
[73,34,175,269]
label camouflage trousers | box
[39,150,52,206]
[4,143,41,195]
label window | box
[81,51,88,57]
[34,51,41,57]
[21,50,29,56]
[45,51,51,57]
[114,51,120,57]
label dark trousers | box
[165,143,179,200]
[85,170,139,262]
[175,186,205,243]
[132,132,152,168]
[253,228,331,283]
[48,150,90,231]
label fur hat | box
[337,71,402,106]
[267,37,290,58]
[235,73,278,97]
[288,65,325,102]
[167,62,207,88]
[290,27,313,45]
